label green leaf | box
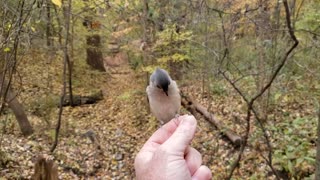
[304,157,316,163]
[287,160,293,174]
[274,92,281,101]
[296,157,304,165]
[141,66,161,73]
[51,0,62,8]
[46,129,56,141]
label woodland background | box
[0,0,319,179]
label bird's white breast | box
[147,81,181,124]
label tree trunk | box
[6,89,34,136]
[316,107,320,179]
[62,0,74,106]
[255,0,272,121]
[0,74,33,136]
[82,5,105,72]
[46,0,53,47]
[86,34,105,71]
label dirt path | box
[61,65,153,179]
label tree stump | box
[33,155,58,180]
[86,34,105,71]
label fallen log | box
[62,90,103,107]
[181,93,242,146]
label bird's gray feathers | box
[147,68,181,124]
[150,68,171,90]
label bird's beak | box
[165,91,168,96]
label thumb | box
[162,115,197,153]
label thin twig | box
[251,0,299,103]
[221,0,299,179]
[50,0,72,153]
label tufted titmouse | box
[146,68,181,125]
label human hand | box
[134,115,212,180]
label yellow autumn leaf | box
[51,0,62,8]
[4,47,10,52]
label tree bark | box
[86,34,105,71]
[316,107,320,179]
[82,4,105,72]
[6,89,34,136]
[33,155,58,180]
[61,91,103,107]
[46,0,53,47]
[62,0,74,106]
[0,75,33,136]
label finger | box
[162,115,197,153]
[141,115,189,152]
[134,152,149,171]
[185,147,202,176]
[192,165,212,180]
[136,115,189,167]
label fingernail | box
[181,115,196,126]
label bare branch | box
[50,0,72,153]
[222,0,299,179]
[251,0,299,103]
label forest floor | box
[0,51,316,179]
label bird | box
[146,68,181,125]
